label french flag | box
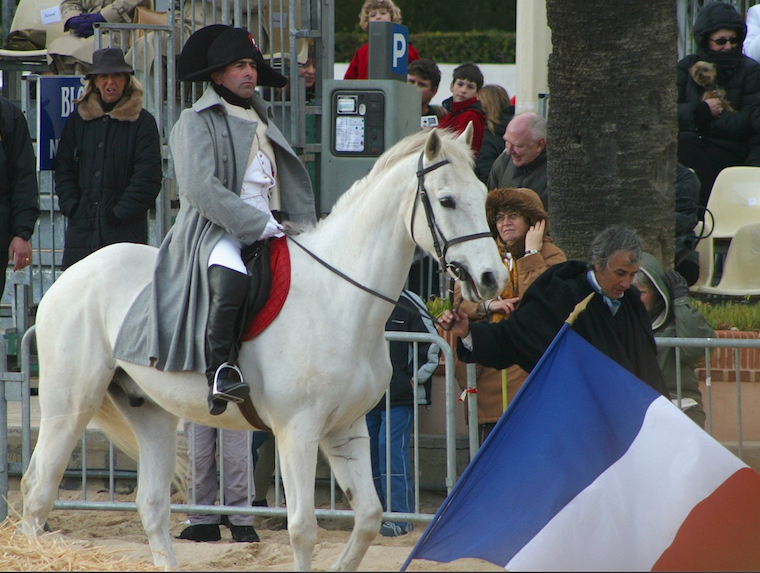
[402,324,760,571]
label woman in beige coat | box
[455,187,566,443]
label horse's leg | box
[276,429,320,572]
[321,417,383,572]
[20,407,96,534]
[113,395,180,571]
[21,360,113,534]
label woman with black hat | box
[55,47,162,269]
[112,25,316,415]
[453,187,565,443]
[677,1,760,208]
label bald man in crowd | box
[487,111,548,209]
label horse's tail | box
[92,394,188,499]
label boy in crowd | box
[438,62,486,156]
[407,58,446,128]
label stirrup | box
[211,363,248,403]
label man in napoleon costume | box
[113,25,316,415]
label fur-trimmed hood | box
[75,76,144,122]
[485,186,548,239]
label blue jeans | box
[366,405,414,531]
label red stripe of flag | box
[653,467,760,571]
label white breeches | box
[208,234,247,274]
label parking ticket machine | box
[319,22,421,215]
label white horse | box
[20,126,507,571]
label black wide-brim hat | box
[178,24,288,88]
[86,48,134,78]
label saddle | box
[241,235,291,341]
[235,235,291,431]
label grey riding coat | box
[113,87,316,372]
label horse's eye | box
[440,197,456,209]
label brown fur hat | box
[485,187,548,239]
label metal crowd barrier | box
[4,328,760,525]
[1,329,455,527]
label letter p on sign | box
[390,23,409,76]
[393,33,407,67]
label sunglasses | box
[710,36,740,46]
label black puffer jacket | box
[55,77,162,268]
[0,96,39,257]
[677,2,760,156]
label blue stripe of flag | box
[403,324,662,569]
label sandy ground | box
[6,489,502,572]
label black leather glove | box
[665,269,689,299]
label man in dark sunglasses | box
[677,1,760,209]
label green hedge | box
[335,30,516,65]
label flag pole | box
[501,369,508,413]
[565,292,595,326]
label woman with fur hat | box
[55,47,162,269]
[454,187,565,443]
[677,1,760,208]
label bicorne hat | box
[177,24,287,88]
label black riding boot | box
[206,265,250,415]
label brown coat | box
[455,239,566,423]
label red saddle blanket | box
[242,236,291,341]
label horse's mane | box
[318,128,475,223]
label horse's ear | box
[424,128,444,161]
[457,122,474,148]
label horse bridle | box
[287,150,493,329]
[410,151,493,285]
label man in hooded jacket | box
[633,254,715,428]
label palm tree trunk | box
[546,0,678,263]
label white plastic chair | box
[705,166,760,239]
[689,227,715,292]
[699,222,760,296]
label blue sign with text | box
[37,75,84,171]
[391,23,409,77]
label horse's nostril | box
[481,271,497,292]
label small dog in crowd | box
[689,60,736,112]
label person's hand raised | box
[524,219,546,252]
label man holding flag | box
[441,225,668,398]
[419,225,760,571]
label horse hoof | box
[177,524,221,542]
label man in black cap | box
[112,26,316,415]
